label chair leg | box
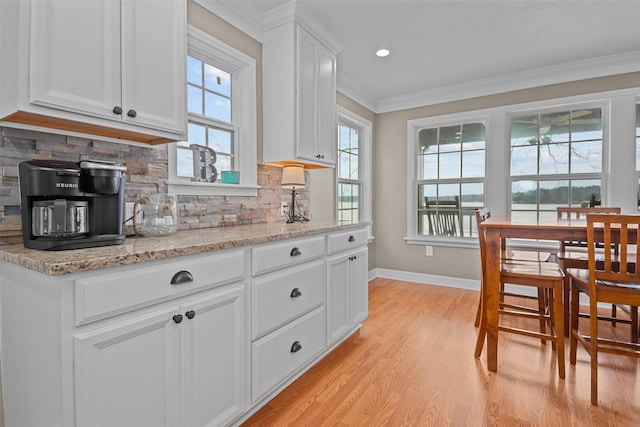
[474,280,487,358]
[632,306,638,344]
[538,288,548,345]
[553,282,565,379]
[563,275,571,337]
[589,299,599,406]
[474,311,487,359]
[474,293,482,327]
[569,282,580,365]
[548,290,556,351]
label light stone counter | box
[0,221,363,275]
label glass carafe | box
[133,194,178,236]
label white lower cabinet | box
[0,227,370,427]
[181,286,246,427]
[74,305,182,427]
[251,306,326,402]
[0,250,248,427]
[326,241,369,346]
[249,236,327,403]
[75,284,246,427]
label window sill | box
[405,235,480,249]
[405,236,560,252]
[166,180,259,197]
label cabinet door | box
[350,247,369,325]
[121,0,186,135]
[74,306,181,427]
[326,253,350,345]
[295,26,319,163]
[295,25,337,167]
[181,284,246,427]
[30,0,121,120]
[327,247,369,345]
[316,42,337,165]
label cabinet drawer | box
[251,306,325,402]
[326,228,368,255]
[252,236,325,276]
[252,260,324,340]
[75,250,246,326]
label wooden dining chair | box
[474,208,566,379]
[566,213,640,405]
[474,209,551,327]
[556,206,638,342]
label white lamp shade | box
[281,164,306,190]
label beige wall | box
[373,72,640,280]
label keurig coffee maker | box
[19,159,127,250]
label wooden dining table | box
[478,213,590,372]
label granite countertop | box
[0,221,364,276]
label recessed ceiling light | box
[375,48,390,58]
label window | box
[168,25,257,196]
[177,56,234,175]
[407,90,638,248]
[510,107,603,222]
[414,121,486,238]
[337,120,361,225]
[336,107,372,236]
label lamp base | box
[286,215,309,224]
[284,189,308,223]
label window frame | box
[406,88,640,249]
[337,106,373,239]
[407,114,489,247]
[168,25,257,196]
[337,115,363,225]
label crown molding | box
[192,0,265,42]
[375,51,640,114]
[337,77,378,113]
[263,1,342,54]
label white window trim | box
[406,87,640,249]
[338,106,374,240]
[167,25,258,196]
[406,113,490,248]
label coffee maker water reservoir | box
[19,159,127,250]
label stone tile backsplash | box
[0,126,308,245]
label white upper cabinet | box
[0,0,187,144]
[263,5,340,168]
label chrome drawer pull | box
[290,341,302,353]
[290,247,302,257]
[171,270,193,285]
[290,288,302,298]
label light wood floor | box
[242,278,640,426]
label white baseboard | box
[369,268,480,292]
[367,268,600,305]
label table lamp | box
[281,164,307,223]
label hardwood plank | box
[242,278,640,426]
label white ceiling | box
[206,0,640,113]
